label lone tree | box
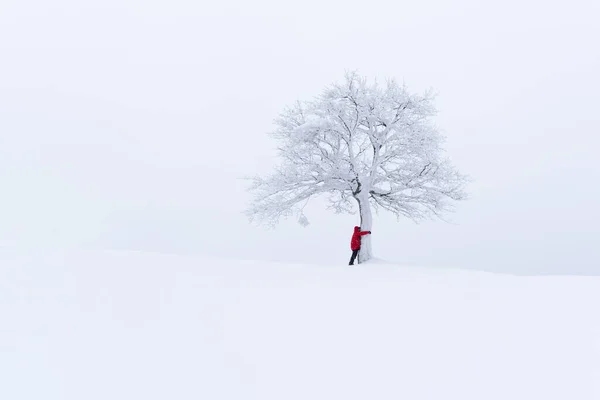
[245,72,468,263]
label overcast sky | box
[1,0,598,275]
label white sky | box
[1,0,598,274]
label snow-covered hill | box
[1,247,599,399]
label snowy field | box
[1,246,599,399]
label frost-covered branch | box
[244,71,469,240]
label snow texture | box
[1,246,599,399]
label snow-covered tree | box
[245,72,469,263]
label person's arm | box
[360,230,371,236]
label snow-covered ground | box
[1,246,599,399]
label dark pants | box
[349,249,359,265]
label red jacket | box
[350,226,371,250]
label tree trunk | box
[356,192,373,263]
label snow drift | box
[1,246,599,399]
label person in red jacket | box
[349,226,371,265]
